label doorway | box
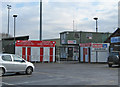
[68,47,73,60]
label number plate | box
[109,62,113,64]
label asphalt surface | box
[1,62,119,86]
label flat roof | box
[60,31,111,34]
[2,36,29,40]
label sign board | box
[111,36,120,43]
[80,43,92,47]
[92,43,109,51]
[80,43,109,51]
[86,33,92,39]
[16,40,56,47]
[68,40,76,44]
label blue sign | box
[111,37,120,43]
[103,44,107,48]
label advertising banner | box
[16,40,56,47]
[68,40,76,44]
[92,43,109,51]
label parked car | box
[0,54,35,76]
[107,52,120,67]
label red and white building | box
[15,40,56,62]
[80,43,109,63]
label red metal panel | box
[83,48,85,62]
[40,48,43,62]
[27,47,31,61]
[85,48,88,55]
[50,48,53,62]
[22,47,26,60]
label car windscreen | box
[12,55,24,62]
[110,52,119,56]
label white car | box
[0,54,35,76]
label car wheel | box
[119,63,120,67]
[0,68,2,76]
[108,64,112,67]
[1,68,5,76]
[26,67,33,75]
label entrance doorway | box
[68,47,73,60]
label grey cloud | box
[1,1,118,40]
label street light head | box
[7,5,11,7]
[93,17,98,20]
[7,5,11,9]
[13,14,17,17]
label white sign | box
[92,43,109,51]
[68,40,76,44]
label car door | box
[12,55,27,72]
[2,55,14,72]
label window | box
[74,33,79,38]
[61,33,66,39]
[12,55,23,62]
[2,55,12,61]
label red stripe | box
[22,47,26,60]
[27,48,31,61]
[40,48,43,62]
[50,48,53,62]
[85,48,87,55]
[83,48,86,62]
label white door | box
[91,52,96,62]
[43,47,50,62]
[31,47,40,62]
[98,52,108,62]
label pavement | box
[1,62,119,86]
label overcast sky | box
[0,0,119,40]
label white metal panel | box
[25,47,27,60]
[91,52,96,62]
[80,47,83,62]
[15,47,22,57]
[31,47,40,62]
[98,52,108,62]
[85,54,88,62]
[53,47,55,62]
[85,47,88,62]
[43,47,50,62]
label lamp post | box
[13,14,17,54]
[40,0,42,41]
[13,14,17,40]
[93,17,98,32]
[7,5,11,37]
[93,17,98,63]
